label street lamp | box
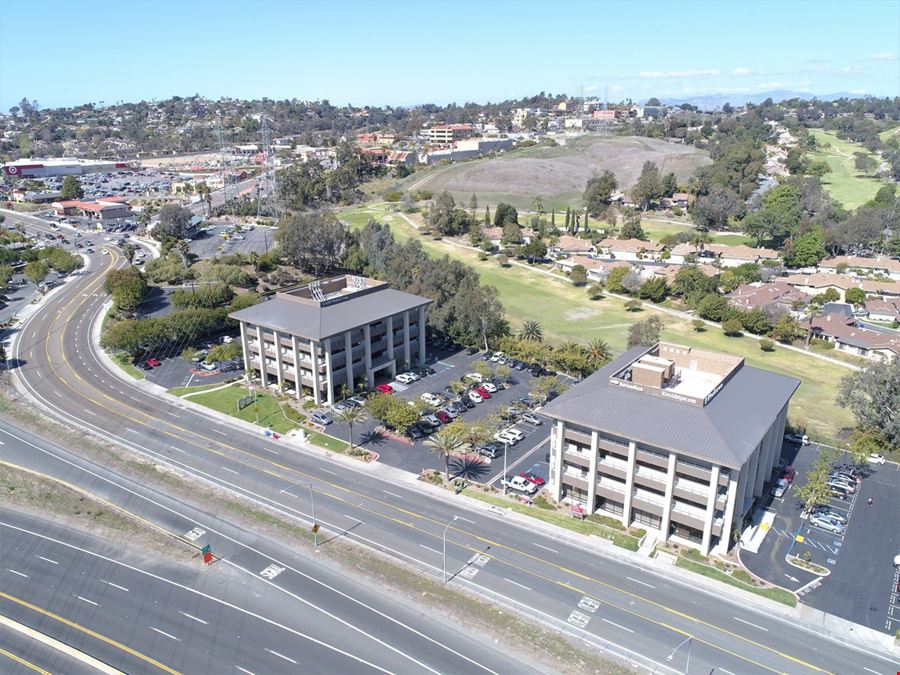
[442,515,458,583]
[296,482,319,548]
[666,636,692,675]
[502,440,509,494]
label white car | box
[396,373,416,384]
[810,514,844,534]
[421,393,442,406]
[773,478,789,498]
[404,371,421,381]
[868,453,886,465]
[502,427,524,442]
[502,475,538,494]
[490,351,503,362]
[520,412,543,426]
[783,433,810,445]
[200,361,219,371]
[464,372,483,384]
[494,431,519,445]
[467,391,483,404]
[481,382,498,393]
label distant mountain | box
[658,91,865,111]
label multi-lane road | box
[3,209,900,673]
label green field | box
[399,135,710,212]
[639,220,753,246]
[807,129,883,209]
[338,202,856,441]
[190,384,300,434]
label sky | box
[1,0,898,111]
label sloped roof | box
[541,348,799,469]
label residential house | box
[864,297,900,323]
[726,282,808,316]
[481,226,534,247]
[651,264,718,285]
[818,255,900,281]
[668,243,779,267]
[782,273,900,300]
[803,313,900,363]
[597,238,665,261]
[551,235,596,256]
[556,256,632,283]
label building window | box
[670,522,703,544]
[632,508,662,529]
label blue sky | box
[1,0,898,111]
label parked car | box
[416,420,436,435]
[440,407,459,420]
[375,383,394,394]
[422,414,441,428]
[501,475,538,494]
[520,412,543,426]
[311,412,333,426]
[494,430,520,445]
[460,397,475,409]
[465,347,479,355]
[468,390,483,404]
[421,393,442,406]
[502,428,524,442]
[435,410,451,424]
[868,453,886,465]
[407,426,425,440]
[490,352,503,362]
[474,386,491,400]
[781,465,795,483]
[481,382,498,393]
[464,372,483,384]
[200,361,219,371]
[451,401,468,415]
[519,471,546,486]
[773,478,789,498]
[477,443,502,459]
[810,514,844,533]
[348,395,367,407]
[137,361,152,371]
[396,373,416,384]
[784,433,810,445]
[810,506,847,525]
[145,357,161,367]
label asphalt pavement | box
[4,210,900,673]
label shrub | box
[384,190,403,202]
[691,319,706,332]
[759,338,775,352]
[497,254,509,267]
[587,283,604,300]
[722,318,743,336]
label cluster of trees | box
[345,219,508,348]
[277,141,378,209]
[104,267,148,313]
[22,245,82,285]
[631,161,678,210]
[426,191,477,236]
[492,326,613,377]
[151,205,194,242]
[276,211,345,276]
[837,360,900,451]
[171,282,235,310]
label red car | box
[519,471,546,486]
[375,383,394,394]
[435,409,451,424]
[145,358,162,367]
[474,386,491,399]
[782,465,795,483]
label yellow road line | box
[0,591,179,674]
[33,250,828,674]
[0,646,52,675]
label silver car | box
[810,514,844,533]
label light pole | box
[297,482,319,548]
[502,440,509,494]
[666,635,692,674]
[442,515,458,583]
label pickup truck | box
[501,475,539,495]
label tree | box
[619,217,646,241]
[759,338,775,352]
[638,277,668,303]
[692,187,742,230]
[848,427,884,466]
[428,190,457,234]
[807,160,831,178]
[60,175,84,199]
[153,204,194,242]
[743,184,804,245]
[519,320,544,342]
[691,319,706,332]
[722,317,743,336]
[427,423,467,480]
[740,307,772,335]
[497,253,509,267]
[206,342,242,363]
[0,264,12,292]
[785,229,826,268]
[520,237,547,260]
[586,338,613,370]
[501,220,522,245]
[122,242,136,266]
[624,299,642,312]
[627,316,663,348]
[794,468,833,509]
[845,287,866,306]
[605,266,629,294]
[384,399,419,436]
[587,282,604,300]
[469,194,478,217]
[837,360,900,450]
[583,170,618,216]
[771,315,801,343]
[531,195,545,214]
[621,271,642,295]
[821,287,841,303]
[697,293,733,322]
[531,375,559,403]
[484,205,491,227]
[570,264,588,286]
[631,161,662,210]
[277,212,345,277]
[672,267,718,305]
[104,267,147,312]
[335,405,368,451]
[853,151,877,176]
[493,203,519,226]
[365,392,394,423]
[24,260,49,286]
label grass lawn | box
[168,382,228,397]
[336,202,856,443]
[190,384,300,435]
[111,352,145,380]
[306,428,349,452]
[675,556,795,607]
[807,129,883,209]
[640,219,753,246]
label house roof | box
[819,255,900,274]
[727,281,807,310]
[229,287,431,341]
[671,243,779,261]
[806,314,900,354]
[553,235,595,252]
[541,347,800,469]
[653,263,717,283]
[864,297,900,319]
[782,273,900,295]
[598,237,664,253]
[558,255,632,272]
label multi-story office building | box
[229,275,431,405]
[542,342,799,556]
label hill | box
[401,135,711,211]
[660,90,863,111]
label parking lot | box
[188,224,276,260]
[321,347,556,484]
[741,443,900,633]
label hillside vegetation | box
[401,135,710,211]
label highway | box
[4,209,900,673]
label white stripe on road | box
[179,611,208,625]
[320,468,337,476]
[504,578,532,591]
[150,626,181,642]
[235,667,256,675]
[383,490,403,499]
[7,569,28,578]
[264,648,297,665]
[733,616,768,631]
[862,669,883,675]
[212,429,228,436]
[533,542,558,554]
[83,408,97,416]
[601,618,634,633]
[626,576,656,589]
[221,467,239,475]
[77,595,99,606]
[419,544,441,555]
[102,580,130,592]
[170,447,186,454]
[455,516,476,525]
[37,556,58,565]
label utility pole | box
[442,515,458,582]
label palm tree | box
[519,320,544,342]
[426,423,467,481]
[586,338,613,369]
[334,405,368,452]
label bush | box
[533,495,555,510]
[759,338,775,352]
[587,283,604,300]
[497,254,509,267]
[384,190,403,202]
[691,319,706,332]
[722,318,743,336]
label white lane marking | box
[626,576,656,589]
[733,616,769,631]
[170,446,186,454]
[456,516,476,525]
[719,669,737,675]
[264,648,297,665]
[179,611,208,625]
[533,542,558,554]
[7,569,29,578]
[221,467,239,475]
[53,391,62,397]
[344,515,363,522]
[77,595,99,606]
[261,446,280,455]
[503,578,532,591]
[419,544,441,555]
[382,490,403,499]
[150,626,181,642]
[601,618,634,633]
[235,667,256,675]
[212,429,228,436]
[320,468,337,475]
[82,408,97,416]
[101,580,129,592]
[37,556,58,565]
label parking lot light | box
[665,636,692,674]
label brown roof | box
[783,273,900,295]
[553,235,595,252]
[598,237,665,253]
[671,242,778,260]
[653,263,718,283]
[805,314,900,355]
[727,282,807,311]
[864,298,900,319]
[819,255,900,275]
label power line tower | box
[216,117,234,220]
[257,115,279,221]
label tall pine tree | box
[584,208,589,233]
[565,207,571,233]
[484,205,491,227]
[550,210,556,230]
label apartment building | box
[229,276,431,405]
[542,343,799,556]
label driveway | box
[189,225,275,260]
[741,443,900,633]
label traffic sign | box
[201,544,211,555]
